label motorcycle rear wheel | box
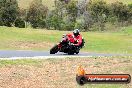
[68,51,74,55]
[76,52,79,54]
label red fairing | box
[66,33,75,43]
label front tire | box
[76,75,87,85]
[50,45,59,54]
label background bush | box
[27,0,48,28]
[0,0,131,31]
[0,0,19,27]
[15,18,25,28]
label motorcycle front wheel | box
[50,45,59,54]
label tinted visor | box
[74,33,79,36]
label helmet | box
[73,29,80,37]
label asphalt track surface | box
[0,50,131,59]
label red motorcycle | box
[50,34,85,55]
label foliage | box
[14,18,25,28]
[66,0,78,19]
[86,0,132,31]
[27,0,48,28]
[0,0,19,27]
[0,0,132,31]
[87,0,109,21]
[18,8,27,21]
[46,10,64,30]
[110,2,130,22]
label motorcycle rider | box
[66,29,83,49]
[50,29,84,54]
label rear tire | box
[75,47,80,54]
[68,51,74,55]
[76,52,79,54]
[50,45,59,54]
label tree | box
[77,0,89,15]
[66,0,78,22]
[0,0,19,27]
[110,2,130,22]
[87,0,110,22]
[15,18,25,28]
[46,0,77,30]
[128,4,132,24]
[83,11,93,31]
[128,4,132,9]
[85,0,109,31]
[46,10,64,30]
[27,0,48,28]
[18,8,27,21]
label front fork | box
[58,43,62,48]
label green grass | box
[83,31,132,54]
[104,0,132,4]
[121,26,132,35]
[18,0,131,10]
[0,26,132,54]
[94,0,132,4]
[18,0,55,10]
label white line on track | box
[0,56,106,60]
